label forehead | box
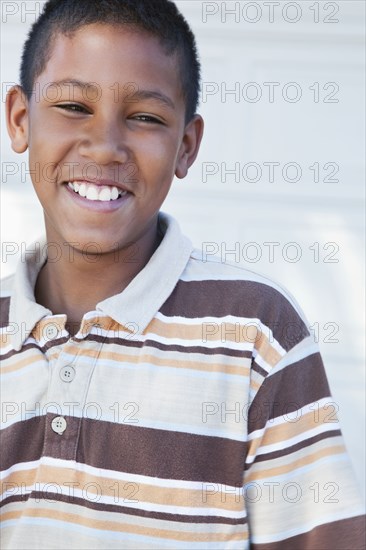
[38,24,183,101]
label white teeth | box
[68,181,127,201]
[99,187,112,201]
[79,183,87,197]
[86,186,99,201]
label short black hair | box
[20,0,201,122]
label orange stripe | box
[50,345,250,376]
[245,444,346,483]
[2,465,244,512]
[1,508,248,542]
[0,352,44,374]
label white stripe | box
[1,456,242,493]
[155,312,287,356]
[0,459,40,480]
[245,453,350,484]
[250,507,365,544]
[0,518,248,549]
[249,396,338,439]
[184,251,311,327]
[267,338,320,378]
[252,349,274,373]
[1,481,246,519]
[246,423,340,465]
[143,333,255,351]
[0,344,13,356]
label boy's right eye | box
[55,103,90,114]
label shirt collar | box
[9,212,193,351]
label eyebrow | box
[129,90,175,110]
[47,79,100,93]
[47,79,175,110]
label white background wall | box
[1,1,365,503]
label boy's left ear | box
[175,114,204,179]
[6,86,29,153]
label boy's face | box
[7,24,203,255]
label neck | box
[35,222,163,336]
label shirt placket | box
[41,317,106,462]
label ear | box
[6,85,30,153]
[175,114,204,179]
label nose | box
[78,116,130,166]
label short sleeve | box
[244,336,365,549]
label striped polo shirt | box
[0,212,364,549]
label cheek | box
[28,133,74,186]
[136,135,180,174]
[29,107,74,153]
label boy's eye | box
[132,114,164,124]
[55,103,90,114]
[54,105,164,124]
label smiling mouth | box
[67,181,128,202]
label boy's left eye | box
[132,115,164,124]
[55,103,90,113]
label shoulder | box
[165,248,311,352]
[182,247,306,309]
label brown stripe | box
[73,334,253,359]
[0,297,10,328]
[147,318,271,350]
[78,418,246,486]
[1,416,45,471]
[246,429,342,467]
[1,493,248,525]
[251,360,268,378]
[248,353,331,433]
[1,338,69,360]
[42,337,69,352]
[160,280,309,351]
[0,333,252,361]
[251,515,366,550]
[4,463,244,512]
[49,343,249,377]
[1,416,247,487]
[245,443,346,484]
[0,343,41,361]
[248,407,339,463]
[1,508,247,542]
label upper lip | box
[67,178,132,193]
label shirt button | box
[59,365,76,382]
[45,323,59,340]
[51,416,67,435]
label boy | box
[1,0,364,548]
